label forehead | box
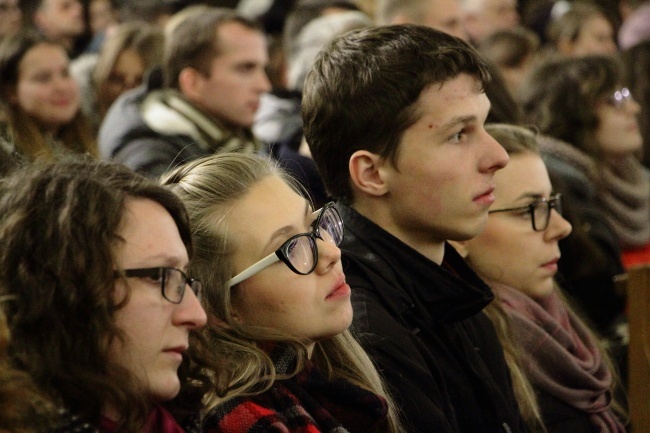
[493,152,551,203]
[215,21,266,55]
[20,43,66,68]
[412,74,488,125]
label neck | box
[351,199,446,264]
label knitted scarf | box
[539,136,650,249]
[597,155,650,248]
[491,282,626,433]
[203,348,388,433]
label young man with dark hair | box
[99,7,270,178]
[303,24,527,432]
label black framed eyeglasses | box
[488,193,562,232]
[114,267,203,304]
[227,202,344,287]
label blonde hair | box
[162,153,402,432]
[480,123,626,430]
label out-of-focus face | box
[89,0,117,35]
[464,0,519,42]
[594,88,642,156]
[0,0,21,37]
[100,48,145,110]
[570,15,617,56]
[13,43,80,134]
[109,198,207,409]
[227,176,352,349]
[35,0,85,40]
[421,0,469,41]
[188,21,271,129]
[372,74,509,262]
[460,152,572,299]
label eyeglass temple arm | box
[226,252,281,288]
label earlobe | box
[349,150,389,197]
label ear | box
[448,240,469,258]
[349,150,389,197]
[178,67,203,102]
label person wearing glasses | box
[162,152,403,433]
[452,124,627,433]
[521,54,640,341]
[0,158,210,432]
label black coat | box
[338,204,527,433]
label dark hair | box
[0,157,210,431]
[0,30,96,159]
[302,24,491,202]
[163,7,263,89]
[521,55,622,159]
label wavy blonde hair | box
[162,153,402,432]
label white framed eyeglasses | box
[227,202,344,288]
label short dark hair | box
[0,157,207,430]
[163,7,263,89]
[302,24,491,202]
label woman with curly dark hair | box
[0,157,210,432]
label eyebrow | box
[438,114,478,134]
[263,200,311,254]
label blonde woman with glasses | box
[452,124,626,433]
[163,152,402,433]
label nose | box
[544,209,572,242]
[480,129,509,173]
[314,237,341,274]
[626,97,641,115]
[173,285,207,329]
[256,69,272,94]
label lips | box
[473,187,495,205]
[326,277,351,300]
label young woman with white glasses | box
[163,152,402,433]
[452,124,626,433]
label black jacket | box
[338,204,527,433]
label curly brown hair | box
[0,157,212,432]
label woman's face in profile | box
[594,87,643,156]
[13,42,80,134]
[108,198,206,413]
[461,152,572,299]
[226,175,352,348]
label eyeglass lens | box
[532,196,562,231]
[285,207,343,273]
[163,268,202,303]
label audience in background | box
[0,30,96,160]
[376,0,469,41]
[521,55,638,340]
[72,22,164,132]
[546,2,618,57]
[0,158,210,432]
[478,26,540,98]
[99,7,268,178]
[0,0,21,40]
[460,0,520,43]
[621,40,650,168]
[19,0,87,58]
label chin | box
[149,378,182,404]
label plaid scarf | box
[203,349,388,433]
[492,282,626,433]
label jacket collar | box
[338,203,493,324]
